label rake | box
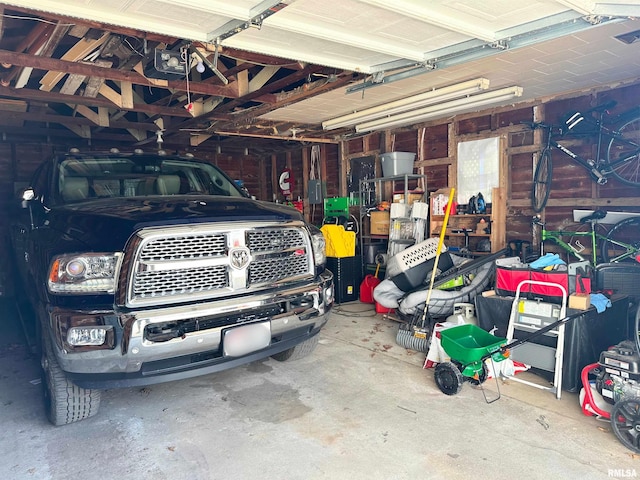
[396,188,455,353]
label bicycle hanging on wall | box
[533,210,640,265]
[525,101,640,213]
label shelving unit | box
[429,187,505,256]
[359,174,427,276]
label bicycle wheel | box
[601,216,640,263]
[532,149,552,212]
[607,114,640,186]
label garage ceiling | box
[0,1,639,153]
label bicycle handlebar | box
[586,100,617,115]
[521,121,551,130]
[521,121,564,136]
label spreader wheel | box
[434,361,464,396]
[611,398,640,454]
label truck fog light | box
[67,326,113,346]
[325,284,334,305]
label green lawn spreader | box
[434,314,581,402]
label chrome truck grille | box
[125,222,314,307]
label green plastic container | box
[440,324,507,366]
[324,197,349,218]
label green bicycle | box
[533,210,640,265]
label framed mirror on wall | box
[457,137,500,206]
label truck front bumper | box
[49,270,333,389]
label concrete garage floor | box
[0,298,638,480]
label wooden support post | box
[302,146,310,223]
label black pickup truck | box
[9,149,334,425]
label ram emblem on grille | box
[230,247,251,270]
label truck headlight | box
[48,253,122,294]
[310,226,326,266]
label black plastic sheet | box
[474,294,631,392]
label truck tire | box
[271,334,319,362]
[41,337,101,425]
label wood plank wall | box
[338,80,640,258]
[2,80,640,290]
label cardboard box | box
[392,193,424,205]
[569,293,591,310]
[370,211,390,235]
[430,188,451,215]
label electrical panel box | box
[308,179,324,204]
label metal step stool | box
[505,280,568,399]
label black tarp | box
[475,294,631,392]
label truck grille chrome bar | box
[125,223,313,307]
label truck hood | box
[46,196,304,250]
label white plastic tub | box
[380,152,416,177]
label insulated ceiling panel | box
[0,0,639,145]
[259,18,640,125]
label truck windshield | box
[56,155,246,203]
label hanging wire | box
[310,145,321,180]
[181,47,192,109]
[310,145,321,222]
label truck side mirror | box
[21,187,35,208]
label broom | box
[396,188,455,353]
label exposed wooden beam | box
[190,134,214,146]
[40,32,111,92]
[237,69,249,97]
[0,107,157,131]
[510,197,640,208]
[215,65,323,114]
[98,83,122,108]
[120,81,133,109]
[84,59,112,97]
[64,123,91,138]
[152,69,355,144]
[126,128,147,141]
[0,123,155,143]
[0,84,194,117]
[249,66,280,93]
[219,47,306,69]
[14,23,72,89]
[0,49,238,97]
[71,104,109,127]
[214,131,338,144]
[220,73,356,127]
[59,72,85,95]
[2,23,50,88]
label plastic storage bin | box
[380,152,416,177]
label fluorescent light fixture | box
[355,86,523,133]
[322,78,490,130]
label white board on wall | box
[457,136,499,205]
